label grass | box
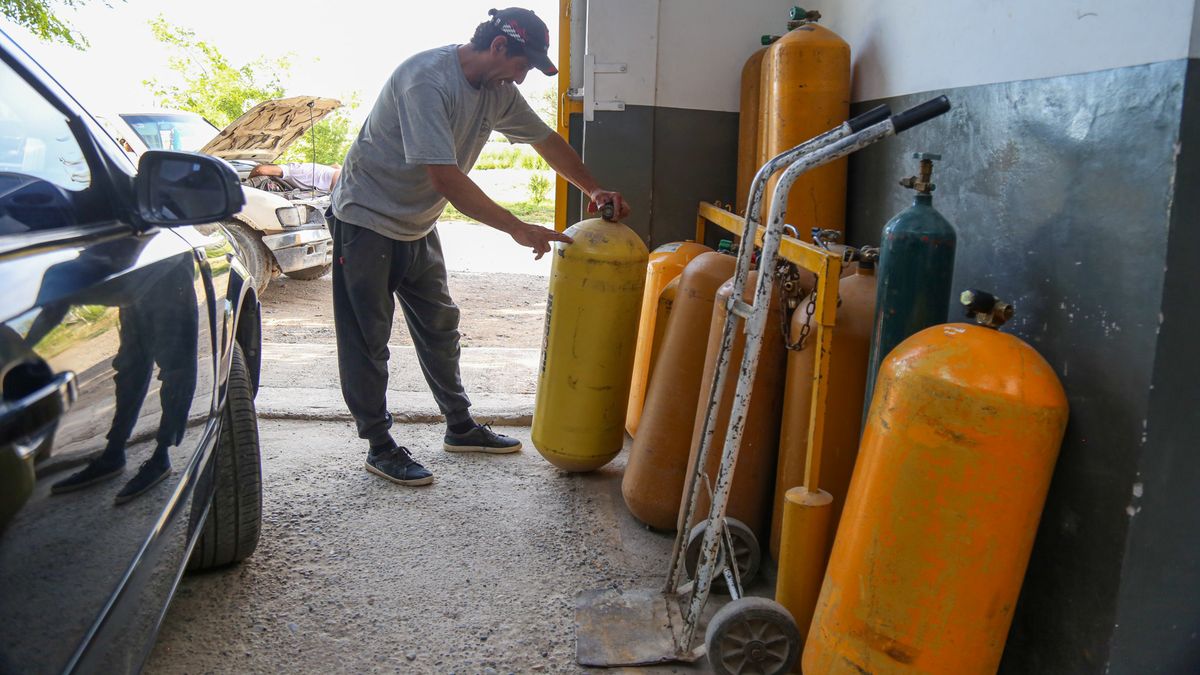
[441,200,554,225]
[473,144,550,171]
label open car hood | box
[199,96,342,162]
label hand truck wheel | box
[705,597,801,675]
[684,517,761,593]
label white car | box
[101,96,342,295]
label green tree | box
[143,17,358,164]
[143,16,287,128]
[0,0,104,50]
[279,94,359,166]
[530,86,558,129]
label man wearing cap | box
[330,7,630,487]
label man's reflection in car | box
[48,253,198,504]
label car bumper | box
[261,227,334,273]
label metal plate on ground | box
[576,587,694,667]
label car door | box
[0,42,217,672]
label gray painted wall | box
[1106,60,1200,673]
[581,105,739,246]
[844,60,1195,673]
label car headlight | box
[276,206,303,228]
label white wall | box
[821,0,1197,101]
[585,0,660,109]
[654,0,797,111]
[585,0,794,112]
[585,0,1199,113]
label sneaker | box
[114,457,171,505]
[443,423,522,454]
[365,445,434,486]
[51,456,125,494]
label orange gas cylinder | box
[626,241,713,437]
[622,252,736,530]
[770,260,876,560]
[803,293,1069,675]
[759,13,850,239]
[736,46,768,213]
[683,270,787,542]
[645,276,680,383]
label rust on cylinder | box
[682,270,787,542]
[622,252,737,530]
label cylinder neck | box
[914,193,933,206]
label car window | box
[0,60,90,191]
[119,113,219,152]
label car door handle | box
[0,371,77,450]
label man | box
[249,162,341,192]
[329,7,630,487]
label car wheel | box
[222,219,275,297]
[283,263,332,281]
[187,342,262,572]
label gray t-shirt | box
[332,45,553,240]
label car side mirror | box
[135,150,244,227]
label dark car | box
[0,30,264,672]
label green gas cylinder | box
[863,153,957,414]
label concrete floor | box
[144,222,771,673]
[145,422,769,673]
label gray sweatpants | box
[330,215,472,446]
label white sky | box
[2,0,559,123]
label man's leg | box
[331,216,433,485]
[395,229,521,454]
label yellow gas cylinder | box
[645,276,680,383]
[684,270,787,542]
[622,252,736,529]
[803,292,1069,675]
[626,241,713,437]
[770,258,876,560]
[736,46,768,213]
[532,217,649,472]
[759,12,850,240]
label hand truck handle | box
[892,95,952,133]
[847,104,891,133]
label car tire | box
[283,263,332,281]
[187,342,262,572]
[222,220,275,298]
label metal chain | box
[785,280,817,352]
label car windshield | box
[119,113,219,152]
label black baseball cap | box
[488,7,558,76]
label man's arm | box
[426,165,572,260]
[249,164,283,178]
[531,132,631,220]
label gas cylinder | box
[645,276,680,383]
[759,8,851,239]
[803,292,1069,675]
[683,270,787,542]
[622,252,737,530]
[770,252,876,560]
[532,217,649,472]
[736,45,768,213]
[626,241,713,437]
[864,153,956,415]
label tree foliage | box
[278,95,358,166]
[142,16,358,165]
[143,16,287,128]
[0,0,95,49]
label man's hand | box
[587,189,631,221]
[510,222,574,260]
